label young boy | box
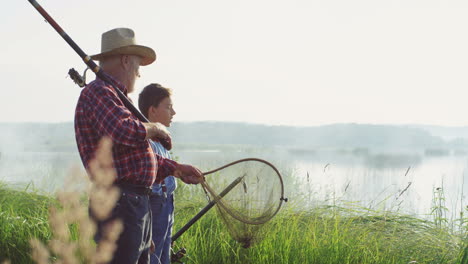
[138,83,177,264]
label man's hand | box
[174,164,204,184]
[144,122,170,140]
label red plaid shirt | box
[74,73,177,187]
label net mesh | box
[201,158,285,248]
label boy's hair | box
[138,83,172,118]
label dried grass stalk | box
[30,137,122,264]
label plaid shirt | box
[74,73,177,187]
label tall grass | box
[172,197,464,264]
[0,182,54,263]
[1,138,122,264]
[0,172,467,263]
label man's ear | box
[120,55,130,70]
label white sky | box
[1,0,468,126]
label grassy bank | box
[1,181,466,264]
[0,182,54,263]
[174,201,465,264]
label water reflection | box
[177,148,468,224]
[0,147,466,224]
[292,155,467,225]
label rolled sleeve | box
[155,156,178,184]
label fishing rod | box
[27,0,149,123]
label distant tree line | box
[0,122,467,153]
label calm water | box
[176,149,468,222]
[1,148,467,222]
[0,151,82,192]
[293,156,468,219]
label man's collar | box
[97,72,128,95]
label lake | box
[0,147,466,225]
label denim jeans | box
[150,193,174,264]
[93,189,152,264]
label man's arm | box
[173,163,204,184]
[143,122,170,140]
[90,85,148,147]
[155,155,203,184]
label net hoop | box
[202,158,286,225]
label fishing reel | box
[68,67,89,88]
[171,247,186,263]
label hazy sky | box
[1,0,468,126]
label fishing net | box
[201,158,286,248]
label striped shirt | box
[74,73,177,187]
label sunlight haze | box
[1,0,467,126]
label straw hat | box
[91,28,156,66]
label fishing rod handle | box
[171,177,243,242]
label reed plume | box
[30,137,122,264]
